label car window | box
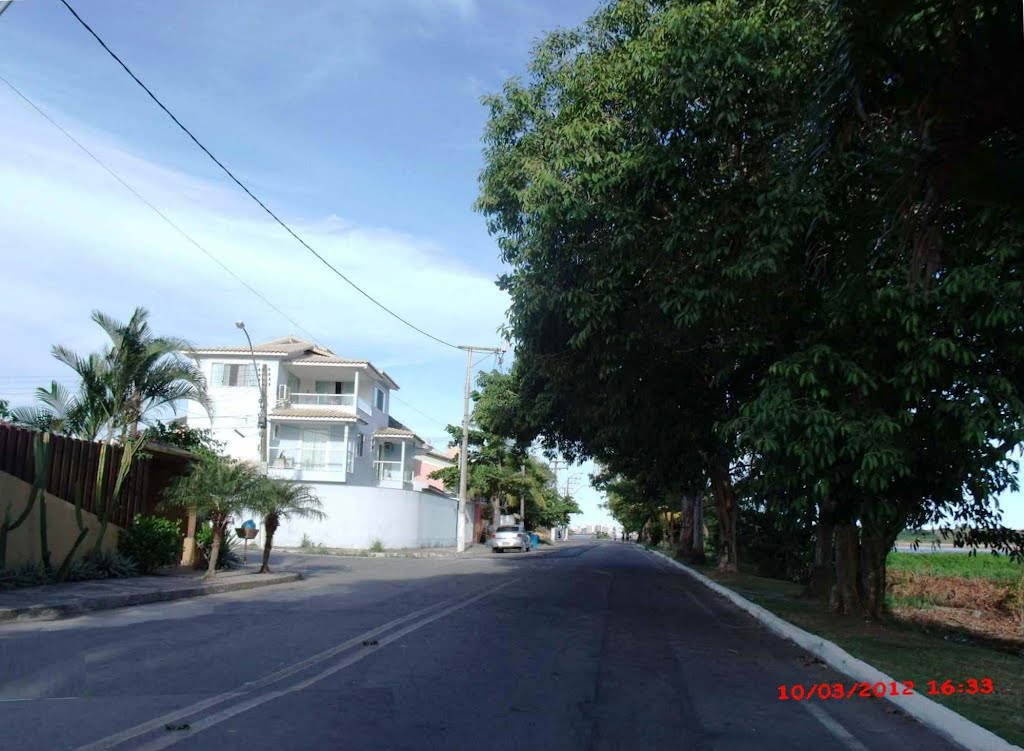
[496,526,519,533]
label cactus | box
[90,436,144,556]
[0,432,52,570]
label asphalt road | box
[0,541,964,751]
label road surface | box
[0,541,964,750]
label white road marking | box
[133,579,518,751]
[801,701,871,751]
[69,590,472,751]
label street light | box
[235,321,267,465]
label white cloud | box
[0,93,507,421]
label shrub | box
[81,551,140,579]
[736,501,815,583]
[119,515,184,574]
[195,523,240,570]
[0,562,48,590]
[368,539,385,553]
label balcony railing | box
[289,393,355,408]
[269,447,347,472]
[374,460,413,483]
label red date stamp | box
[777,679,994,701]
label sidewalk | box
[0,565,300,623]
[277,543,516,559]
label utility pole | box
[236,321,267,468]
[456,344,505,553]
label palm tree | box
[10,358,113,440]
[252,478,325,573]
[10,307,210,440]
[160,457,261,578]
[86,307,211,438]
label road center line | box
[71,592,467,751]
[133,579,519,751]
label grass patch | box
[888,552,1022,583]
[691,563,1024,747]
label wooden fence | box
[0,423,194,530]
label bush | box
[737,501,815,583]
[368,539,385,553]
[119,515,184,574]
[81,551,140,579]
[195,523,240,570]
[0,562,48,590]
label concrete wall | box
[275,485,461,549]
[0,472,121,568]
[186,354,278,463]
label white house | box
[184,337,470,549]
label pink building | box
[414,445,457,492]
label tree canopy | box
[477,0,1024,617]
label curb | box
[642,547,1021,751]
[0,572,302,623]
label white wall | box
[186,354,280,463]
[275,485,461,549]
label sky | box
[1,0,1021,531]
[0,0,614,525]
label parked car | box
[492,526,531,553]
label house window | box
[212,363,256,387]
[374,387,386,411]
[357,433,364,457]
[316,381,355,395]
[272,425,279,438]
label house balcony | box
[374,460,413,489]
[267,447,348,484]
[275,392,373,416]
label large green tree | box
[430,370,580,532]
[478,0,1024,618]
[478,0,826,572]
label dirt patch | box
[892,604,1024,649]
[889,570,1020,614]
[889,569,1024,647]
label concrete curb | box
[0,572,302,623]
[642,547,1022,751]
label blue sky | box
[0,0,612,524]
[1,0,1021,530]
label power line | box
[0,73,321,344]
[388,393,449,430]
[58,0,460,352]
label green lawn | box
[683,559,1024,747]
[888,551,1023,583]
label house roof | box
[374,416,425,443]
[268,408,361,421]
[189,337,400,389]
[421,447,456,464]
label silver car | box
[492,526,531,553]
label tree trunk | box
[709,459,738,572]
[805,500,836,601]
[677,494,695,559]
[259,514,278,574]
[692,495,706,563]
[859,534,890,619]
[832,523,861,615]
[206,520,224,579]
